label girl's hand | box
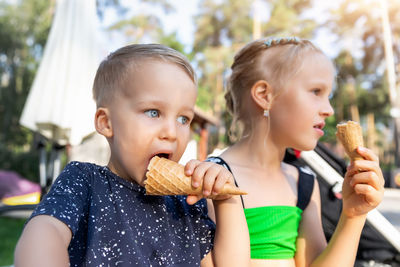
[342,146,385,218]
[183,159,235,205]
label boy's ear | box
[250,80,273,110]
[94,107,113,138]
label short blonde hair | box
[225,37,331,138]
[93,44,196,107]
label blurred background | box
[0,0,399,266]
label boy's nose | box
[160,119,177,141]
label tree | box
[0,0,124,180]
[0,0,53,179]
[191,0,316,146]
[325,0,400,166]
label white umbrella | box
[20,0,101,187]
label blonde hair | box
[93,44,196,107]
[225,37,329,139]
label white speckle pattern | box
[29,161,216,266]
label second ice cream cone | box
[144,156,247,196]
[336,121,364,161]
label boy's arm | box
[15,215,72,267]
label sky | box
[101,0,200,53]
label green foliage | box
[193,0,253,52]
[196,85,214,112]
[319,115,338,144]
[107,0,176,45]
[327,0,399,121]
[158,32,187,56]
[192,0,318,148]
[326,0,400,165]
[0,217,27,265]
[0,0,52,180]
[264,0,315,37]
[0,0,123,181]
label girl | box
[196,37,385,267]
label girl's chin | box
[294,142,318,152]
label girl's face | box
[105,60,197,185]
[269,52,334,151]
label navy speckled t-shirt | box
[30,161,216,266]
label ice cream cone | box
[144,156,247,196]
[336,121,364,161]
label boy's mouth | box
[147,153,171,173]
[150,152,172,161]
[156,153,170,159]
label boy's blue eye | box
[177,116,189,125]
[144,109,159,118]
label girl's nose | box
[321,100,334,117]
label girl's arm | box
[14,215,71,267]
[206,196,250,267]
[184,160,250,267]
[295,147,384,267]
[295,181,366,267]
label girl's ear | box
[94,107,113,138]
[250,80,273,110]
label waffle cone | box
[145,156,247,196]
[336,121,364,161]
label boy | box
[15,44,250,266]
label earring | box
[263,110,269,117]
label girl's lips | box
[313,122,325,136]
[314,127,324,136]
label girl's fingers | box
[353,184,383,207]
[349,171,382,190]
[356,146,379,162]
[347,161,383,186]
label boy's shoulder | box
[59,161,108,180]
[65,160,103,171]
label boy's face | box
[105,60,197,185]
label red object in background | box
[294,149,302,158]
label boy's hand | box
[184,159,234,205]
[342,146,385,218]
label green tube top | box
[244,205,303,259]
[205,156,315,260]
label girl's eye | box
[144,109,159,118]
[177,116,189,125]
[312,88,321,95]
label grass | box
[0,216,27,266]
